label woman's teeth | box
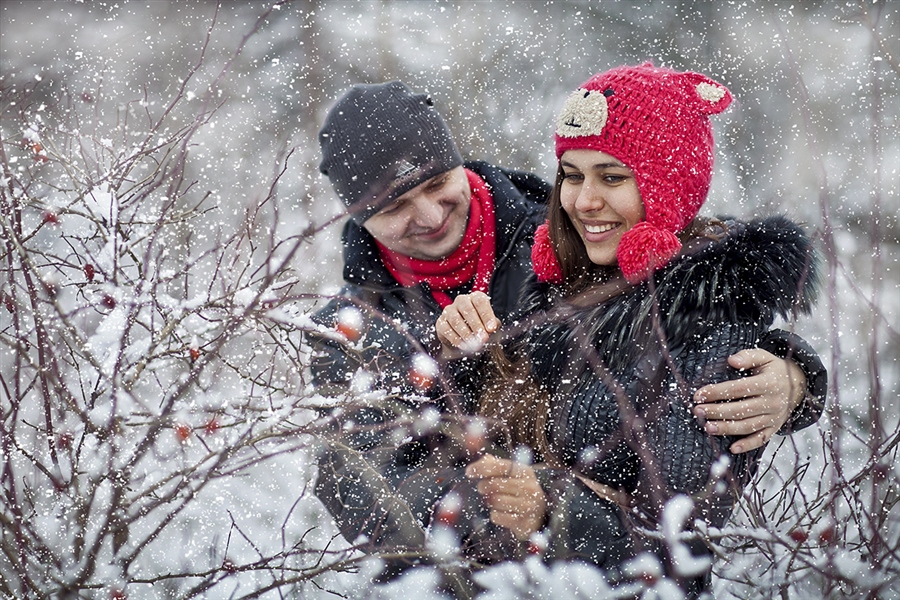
[585,223,617,234]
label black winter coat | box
[310,161,550,575]
[516,216,822,595]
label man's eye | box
[427,175,449,191]
[379,202,403,215]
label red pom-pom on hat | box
[532,222,564,284]
[616,221,682,284]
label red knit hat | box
[554,63,732,283]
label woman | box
[437,63,821,595]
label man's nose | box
[410,195,444,229]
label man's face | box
[362,166,471,261]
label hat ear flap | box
[682,72,733,115]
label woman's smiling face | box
[559,149,645,267]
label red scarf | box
[376,169,496,308]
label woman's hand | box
[435,291,501,356]
[693,349,807,454]
[465,454,547,541]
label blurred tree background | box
[1,1,897,598]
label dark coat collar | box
[522,216,820,374]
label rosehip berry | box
[174,423,191,443]
[464,419,487,455]
[817,525,835,544]
[335,307,363,342]
[409,354,438,392]
[84,263,96,282]
[203,418,219,436]
[435,492,462,527]
[42,210,59,224]
[32,143,49,163]
[56,431,74,450]
[788,529,808,543]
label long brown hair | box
[478,164,726,459]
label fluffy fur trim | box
[525,216,820,374]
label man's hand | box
[465,454,547,540]
[693,349,807,454]
[435,291,501,356]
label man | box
[308,81,826,574]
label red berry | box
[335,307,363,342]
[101,294,116,309]
[464,419,487,455]
[409,354,438,392]
[435,492,462,527]
[817,525,835,544]
[189,347,201,362]
[203,418,219,436]
[84,263,96,282]
[56,431,74,450]
[174,423,191,442]
[789,529,808,543]
[42,210,59,224]
[31,143,49,163]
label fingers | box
[694,377,760,404]
[466,455,547,540]
[488,508,544,540]
[726,348,777,371]
[694,396,768,422]
[436,292,501,351]
[728,429,772,454]
[465,454,513,479]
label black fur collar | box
[521,216,820,374]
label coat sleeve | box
[637,322,765,524]
[541,321,767,588]
[314,410,520,570]
[307,295,412,395]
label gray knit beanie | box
[318,81,464,223]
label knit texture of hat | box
[319,81,464,223]
[555,63,733,283]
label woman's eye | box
[562,172,583,182]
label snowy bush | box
[1,2,897,599]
